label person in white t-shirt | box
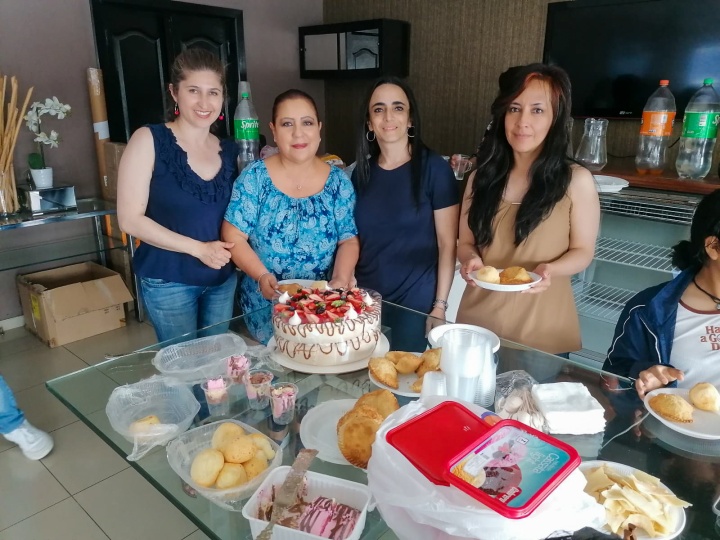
[603,190,720,397]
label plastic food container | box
[166,419,281,511]
[242,466,372,540]
[387,401,580,519]
[152,333,247,384]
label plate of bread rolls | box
[471,266,541,292]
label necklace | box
[693,278,720,309]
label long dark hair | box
[354,76,428,207]
[672,190,720,270]
[468,63,574,248]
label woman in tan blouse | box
[457,64,600,355]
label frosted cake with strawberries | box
[272,285,382,366]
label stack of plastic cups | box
[420,371,447,403]
[440,329,488,404]
[474,339,496,408]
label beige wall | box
[0,0,323,321]
[322,0,653,165]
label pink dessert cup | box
[270,382,298,425]
[244,369,273,410]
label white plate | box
[299,399,357,466]
[267,334,390,375]
[470,269,542,292]
[427,323,501,352]
[594,175,629,193]
[644,388,720,440]
[368,352,423,397]
[579,460,686,540]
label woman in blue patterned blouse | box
[222,89,359,343]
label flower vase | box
[0,167,20,216]
[30,167,53,189]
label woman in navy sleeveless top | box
[352,77,459,350]
[117,49,239,342]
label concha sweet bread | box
[476,266,501,284]
[689,382,720,412]
[649,393,694,423]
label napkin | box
[531,383,606,435]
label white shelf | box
[599,190,698,225]
[594,237,674,273]
[572,279,637,324]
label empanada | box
[410,375,424,393]
[390,351,422,374]
[416,348,441,377]
[369,357,399,389]
[500,266,533,285]
[689,382,720,412]
[649,393,694,423]
[356,389,399,419]
[337,406,383,468]
[277,283,303,294]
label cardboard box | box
[101,142,126,202]
[17,262,134,348]
[108,249,136,303]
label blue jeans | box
[0,375,24,434]
[140,272,237,343]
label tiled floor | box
[0,316,400,540]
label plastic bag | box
[367,396,605,540]
[106,375,200,461]
[495,370,546,431]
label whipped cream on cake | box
[272,286,382,366]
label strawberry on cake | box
[272,286,382,366]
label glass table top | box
[46,302,720,539]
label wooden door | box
[92,0,245,142]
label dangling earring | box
[407,125,416,138]
[174,102,179,116]
[366,130,376,142]
[218,114,224,121]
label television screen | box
[544,0,720,119]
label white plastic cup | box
[440,329,488,402]
[420,371,447,401]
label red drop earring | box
[218,114,224,121]
[173,102,179,116]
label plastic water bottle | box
[675,79,720,180]
[234,91,259,172]
[635,80,675,175]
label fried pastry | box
[243,454,269,481]
[476,266,501,284]
[416,348,441,377]
[215,463,248,489]
[410,375,424,393]
[689,382,720,412]
[221,434,257,463]
[500,266,533,285]
[389,351,422,374]
[356,389,399,419]
[277,283,303,294]
[337,406,384,468]
[129,414,161,435]
[248,433,276,460]
[649,393,694,423]
[369,357,399,389]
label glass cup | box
[440,329,490,403]
[451,154,473,180]
[574,118,608,171]
[200,376,232,417]
[244,369,273,410]
[270,382,298,425]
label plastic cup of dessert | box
[200,376,232,417]
[244,369,274,410]
[226,353,250,384]
[270,382,298,425]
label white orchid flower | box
[24,109,39,131]
[25,96,70,154]
[34,131,60,148]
